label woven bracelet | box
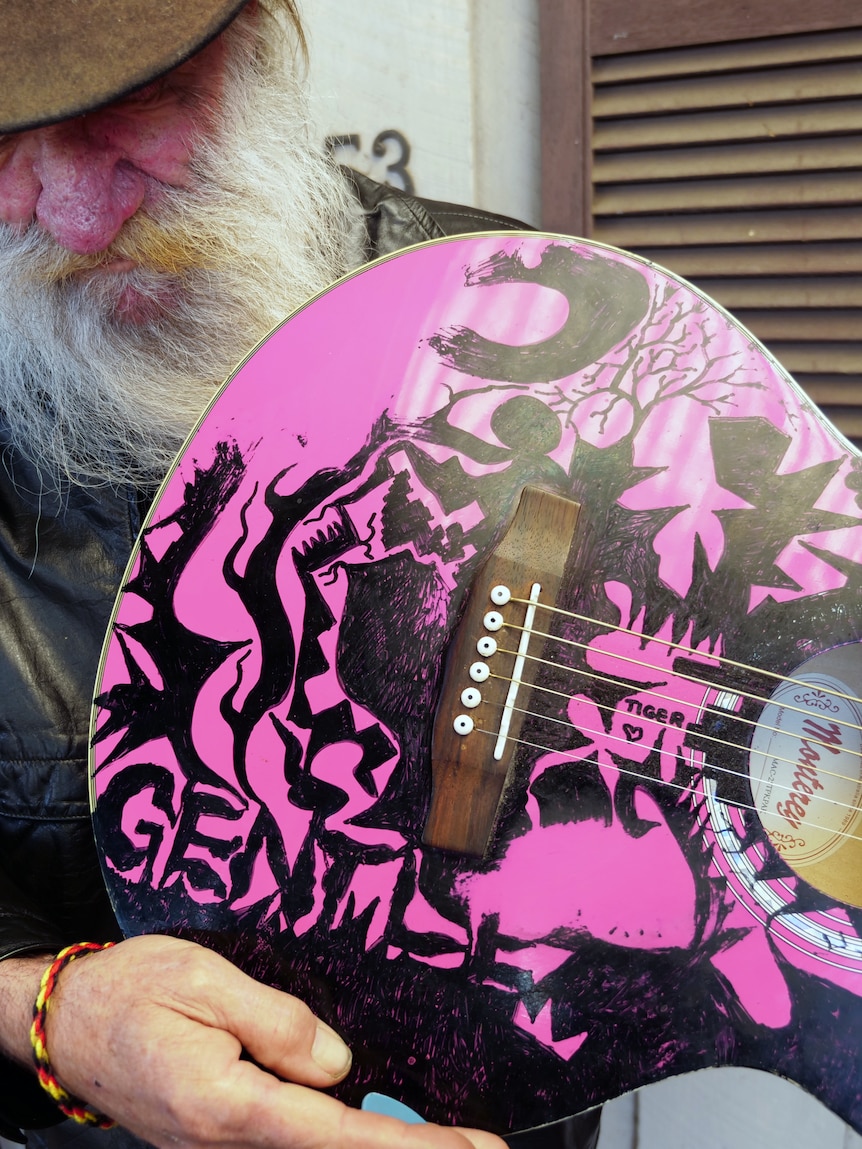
[30,941,117,1128]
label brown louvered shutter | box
[540,1,862,447]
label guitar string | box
[489,638,862,791]
[465,587,862,829]
[465,694,862,846]
[481,664,862,813]
[499,616,862,744]
[509,595,862,708]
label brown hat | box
[0,0,251,134]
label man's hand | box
[6,935,506,1149]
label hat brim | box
[0,0,250,134]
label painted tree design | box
[552,278,768,442]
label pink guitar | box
[90,234,862,1136]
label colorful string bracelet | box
[30,941,117,1128]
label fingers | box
[453,1130,509,1149]
[221,1068,508,1149]
[70,935,351,1089]
[183,948,353,1086]
[333,1099,509,1149]
[180,961,509,1149]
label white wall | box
[302,0,541,226]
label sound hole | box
[750,643,862,908]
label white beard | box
[0,22,366,491]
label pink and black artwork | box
[91,235,862,1136]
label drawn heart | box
[622,723,644,742]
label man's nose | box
[33,124,147,254]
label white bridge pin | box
[476,636,497,657]
[483,611,504,632]
[453,714,474,735]
[461,687,482,708]
[490,585,511,606]
[470,661,490,682]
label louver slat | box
[631,246,862,276]
[699,278,862,309]
[594,208,862,247]
[593,28,862,81]
[594,172,862,214]
[594,137,862,182]
[732,311,862,342]
[594,101,862,151]
[800,376,862,404]
[592,26,862,444]
[768,344,862,375]
[593,61,862,117]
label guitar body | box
[90,234,862,1135]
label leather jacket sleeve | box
[0,450,134,1135]
[345,170,531,258]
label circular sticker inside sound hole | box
[749,643,862,908]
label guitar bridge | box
[423,486,581,856]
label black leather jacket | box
[0,173,527,1135]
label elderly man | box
[0,3,602,1148]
